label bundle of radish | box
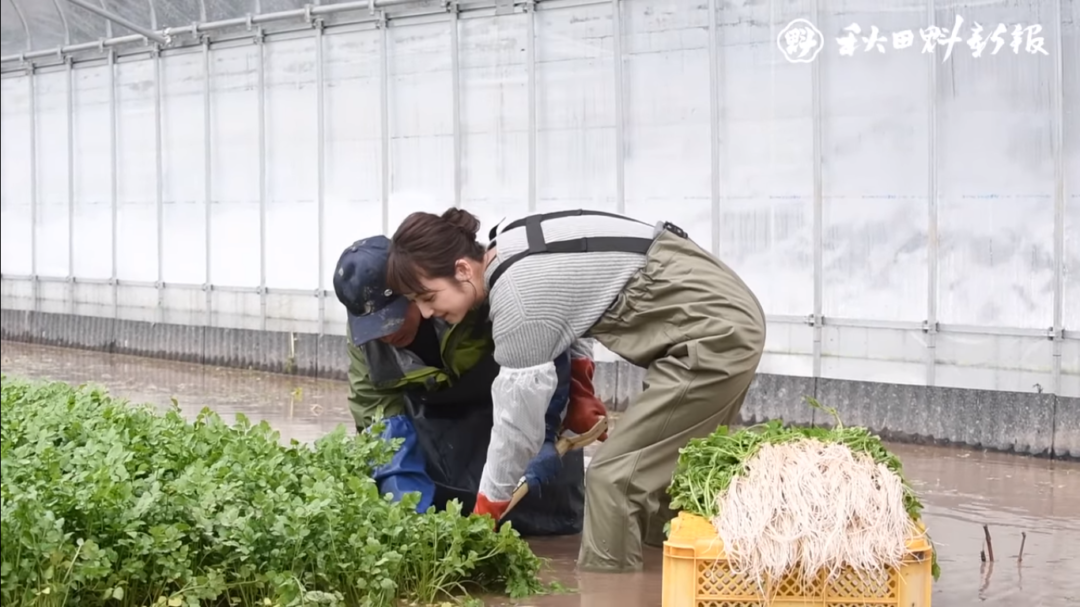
[667,398,940,589]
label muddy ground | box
[3,340,1077,606]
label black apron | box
[404,394,585,537]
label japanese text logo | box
[777,15,1050,64]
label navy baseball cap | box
[332,235,412,346]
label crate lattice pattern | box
[695,557,900,606]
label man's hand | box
[564,357,609,441]
[523,441,562,496]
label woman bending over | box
[385,207,766,573]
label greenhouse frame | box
[1,0,1077,457]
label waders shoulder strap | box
[487,210,657,289]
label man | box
[333,235,607,534]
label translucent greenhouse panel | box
[821,326,928,386]
[322,28,384,303]
[154,0,207,32]
[161,51,207,287]
[718,0,816,376]
[115,58,158,283]
[757,322,815,377]
[324,295,348,336]
[33,70,71,282]
[116,282,158,322]
[100,0,155,32]
[264,36,318,292]
[1,76,31,277]
[20,0,67,51]
[72,65,113,283]
[210,288,262,330]
[159,46,211,325]
[385,21,455,230]
[60,1,112,48]
[1,277,32,312]
[717,1,815,318]
[819,6,929,324]
[535,3,617,213]
[934,3,1056,331]
[1,0,27,56]
[209,44,261,289]
[459,13,530,239]
[621,0,712,254]
[1064,340,1080,398]
[935,333,1054,394]
[205,0,258,22]
[254,0,308,16]
[265,291,320,334]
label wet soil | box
[3,340,1078,607]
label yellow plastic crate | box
[662,511,933,607]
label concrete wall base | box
[3,309,1074,461]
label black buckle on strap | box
[663,222,687,239]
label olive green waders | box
[484,210,766,573]
[579,225,766,573]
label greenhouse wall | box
[1,0,1077,458]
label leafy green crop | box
[666,397,940,580]
[0,374,546,607]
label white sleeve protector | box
[477,360,558,503]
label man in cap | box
[333,235,607,530]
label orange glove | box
[474,492,510,521]
[564,357,609,441]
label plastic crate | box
[662,511,933,607]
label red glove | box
[474,493,511,521]
[564,357,609,441]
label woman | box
[385,208,766,573]
[333,234,606,536]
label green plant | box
[0,374,545,606]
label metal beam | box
[203,36,213,327]
[4,0,515,66]
[28,64,38,314]
[257,29,267,331]
[612,0,625,214]
[526,0,536,213]
[1051,0,1065,395]
[450,0,462,208]
[64,0,171,45]
[810,0,823,379]
[67,58,75,316]
[707,0,721,259]
[316,18,326,334]
[154,45,165,324]
[379,11,390,235]
[109,50,118,319]
[926,0,939,387]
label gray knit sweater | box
[478,212,657,503]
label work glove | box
[564,357,609,441]
[523,441,563,497]
[473,492,511,522]
[473,440,563,523]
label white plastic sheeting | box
[1,0,1078,397]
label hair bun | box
[441,208,481,238]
